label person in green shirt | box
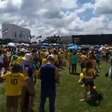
[71,51,78,74]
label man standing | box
[71,51,78,74]
[38,55,59,112]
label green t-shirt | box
[71,55,78,64]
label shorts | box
[6,96,20,108]
[81,63,86,69]
[84,79,94,87]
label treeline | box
[43,35,63,44]
[0,39,13,44]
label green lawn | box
[0,62,112,112]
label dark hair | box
[53,50,57,54]
[90,54,96,60]
[11,64,23,73]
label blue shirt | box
[22,60,35,82]
[40,64,56,93]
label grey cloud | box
[95,0,112,15]
[96,8,112,15]
[43,10,63,19]
[0,2,19,14]
[0,0,112,37]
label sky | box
[0,0,112,38]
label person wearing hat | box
[38,55,59,112]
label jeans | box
[71,64,77,74]
[39,91,56,112]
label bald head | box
[47,55,55,64]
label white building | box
[2,23,31,43]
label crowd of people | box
[0,45,111,112]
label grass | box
[0,62,112,112]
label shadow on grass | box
[87,101,101,107]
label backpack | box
[86,90,103,105]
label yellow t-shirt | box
[2,72,28,96]
[16,56,25,65]
[42,58,47,64]
[40,51,46,59]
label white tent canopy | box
[7,42,16,47]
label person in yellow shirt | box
[10,51,25,66]
[79,52,88,72]
[0,64,34,112]
[80,62,96,102]
[40,49,48,65]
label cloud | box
[95,0,112,14]
[0,0,112,39]
[67,14,112,35]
